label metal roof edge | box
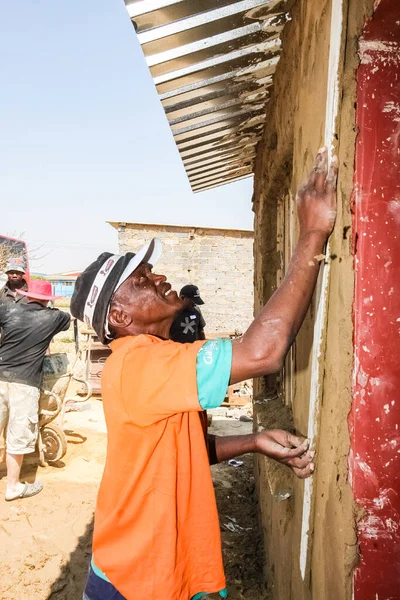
[107,220,254,235]
[124,0,290,192]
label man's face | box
[7,271,24,288]
[110,263,183,330]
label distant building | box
[109,221,254,335]
[44,271,80,297]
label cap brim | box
[193,297,205,305]
[6,269,25,274]
[114,238,163,292]
[17,290,61,301]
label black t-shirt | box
[0,302,71,388]
[169,306,206,343]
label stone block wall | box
[111,222,254,335]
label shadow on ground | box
[210,454,269,600]
[46,518,93,599]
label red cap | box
[17,280,60,301]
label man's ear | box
[108,306,132,330]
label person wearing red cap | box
[0,280,71,500]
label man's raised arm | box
[230,147,338,384]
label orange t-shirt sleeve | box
[120,339,205,426]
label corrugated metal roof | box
[125,0,289,192]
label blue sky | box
[1,0,254,274]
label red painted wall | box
[350,1,400,598]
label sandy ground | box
[0,402,106,600]
[0,402,268,600]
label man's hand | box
[255,430,315,479]
[297,147,338,239]
[211,430,315,479]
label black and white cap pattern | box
[71,238,162,344]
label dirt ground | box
[0,402,268,600]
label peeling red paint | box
[350,0,400,598]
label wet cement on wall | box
[252,0,375,598]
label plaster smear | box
[359,39,400,64]
[359,513,399,540]
[388,199,400,223]
[382,101,400,121]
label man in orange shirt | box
[71,148,337,600]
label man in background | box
[0,260,28,304]
[0,280,71,501]
[170,284,206,342]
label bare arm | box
[209,430,315,479]
[230,148,338,384]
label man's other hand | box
[255,430,315,479]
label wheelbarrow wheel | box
[41,423,67,463]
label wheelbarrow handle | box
[39,389,62,419]
[74,319,79,354]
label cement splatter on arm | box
[230,147,338,384]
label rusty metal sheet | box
[125,0,290,191]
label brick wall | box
[111,222,254,335]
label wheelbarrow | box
[38,321,92,466]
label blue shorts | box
[83,566,125,600]
[83,563,227,600]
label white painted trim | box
[299,254,331,578]
[299,0,344,582]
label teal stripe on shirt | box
[91,557,110,582]
[196,338,232,410]
[192,589,228,599]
